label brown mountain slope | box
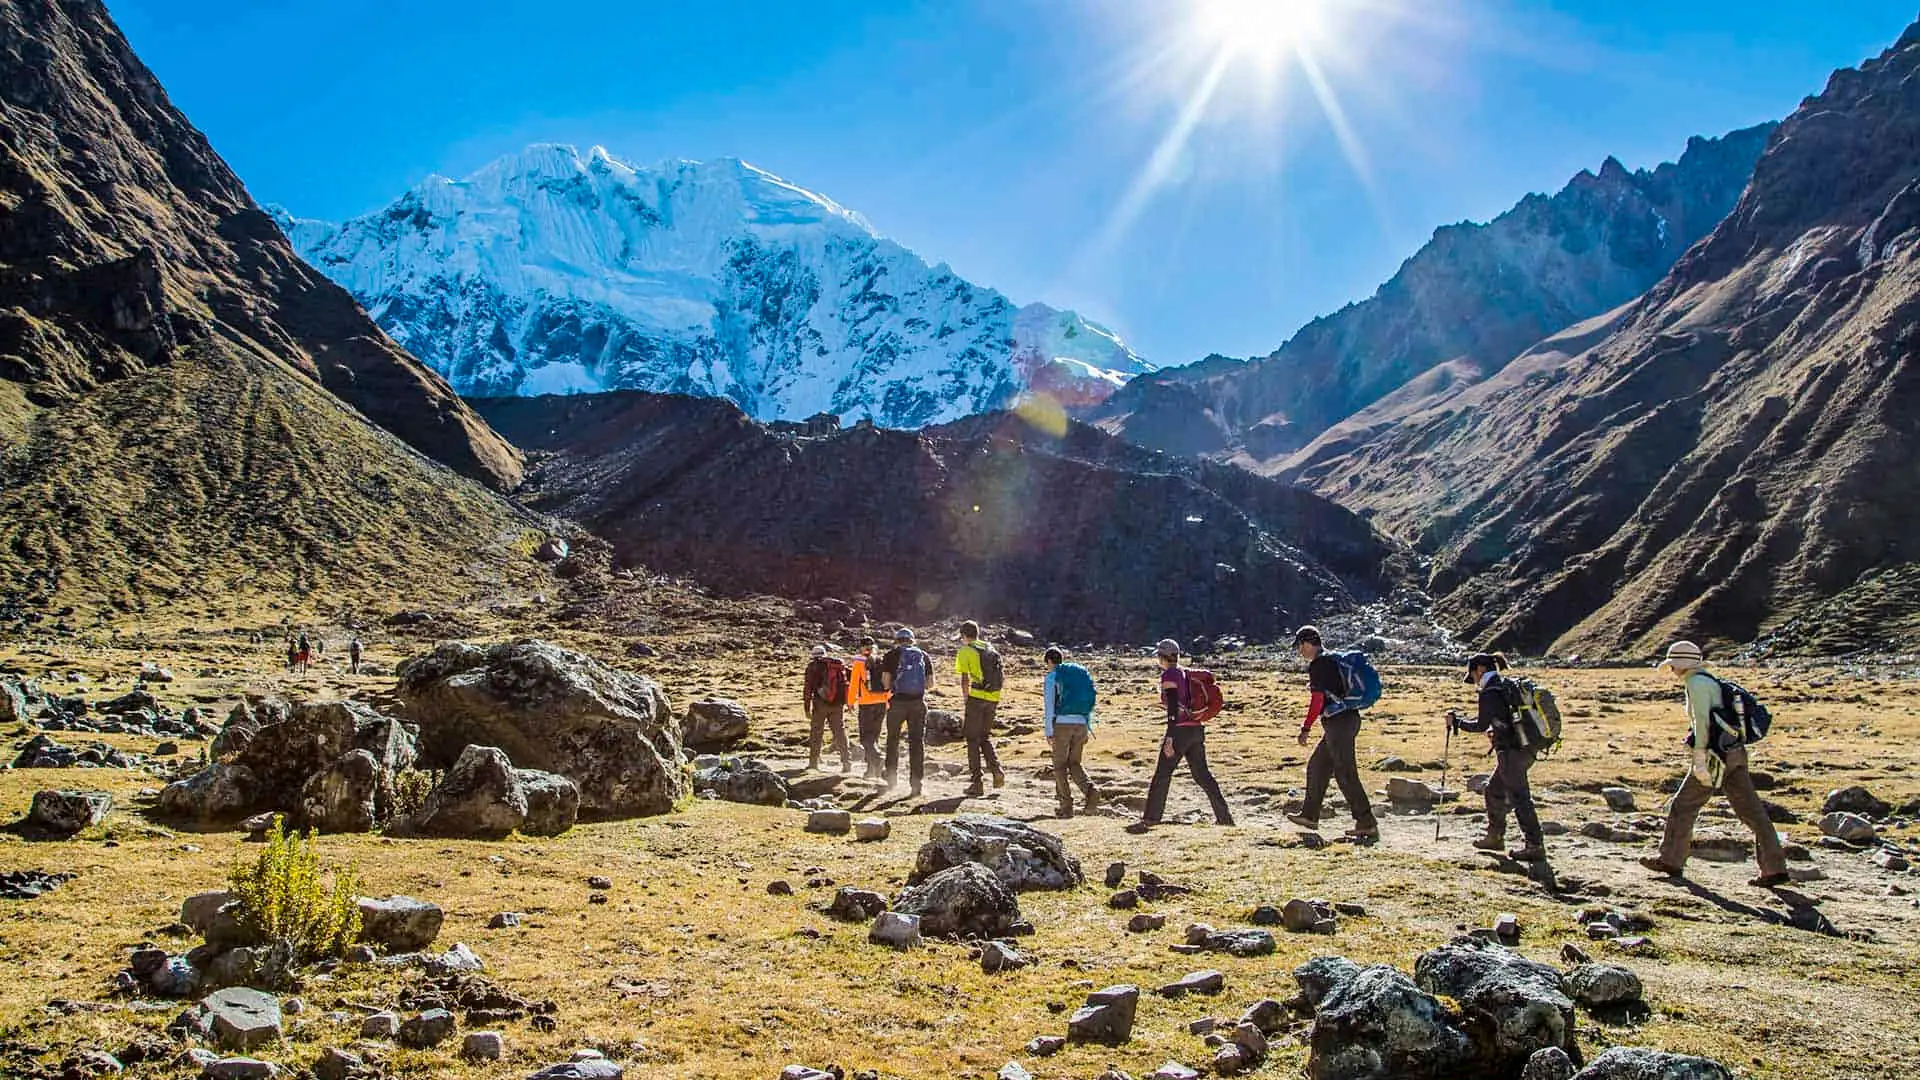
[474,392,1399,643]
[0,0,537,622]
[0,0,521,490]
[1299,23,1920,656]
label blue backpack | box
[1051,663,1097,717]
[892,647,930,696]
[1324,650,1383,717]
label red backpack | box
[816,658,850,706]
[1178,668,1224,726]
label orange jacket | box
[847,655,890,707]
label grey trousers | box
[1302,712,1376,829]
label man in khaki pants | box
[1042,647,1101,819]
[1640,641,1790,888]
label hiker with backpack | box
[295,632,313,674]
[879,627,935,796]
[1043,647,1102,819]
[847,637,890,778]
[1449,652,1548,861]
[802,645,853,773]
[1283,626,1379,841]
[955,620,1007,796]
[1129,638,1234,833]
[1639,641,1790,888]
[348,635,363,675]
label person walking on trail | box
[1451,652,1547,861]
[802,644,853,773]
[1043,647,1102,819]
[955,620,1007,796]
[285,636,298,673]
[847,637,890,778]
[1639,641,1791,888]
[1284,626,1379,840]
[1129,639,1234,834]
[294,632,313,674]
[879,627,934,796]
[348,635,363,675]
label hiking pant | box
[1302,712,1376,829]
[963,696,1002,785]
[1485,744,1543,845]
[1657,746,1787,875]
[808,703,850,768]
[1050,722,1098,813]
[1142,726,1234,825]
[884,696,927,790]
[857,704,887,775]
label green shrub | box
[384,767,441,827]
[227,816,362,962]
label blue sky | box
[111,0,1917,366]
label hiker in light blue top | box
[1042,647,1102,819]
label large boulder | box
[1413,941,1578,1072]
[1306,963,1475,1080]
[157,762,257,822]
[211,696,290,758]
[693,757,790,807]
[0,675,34,723]
[299,750,381,833]
[911,815,1084,891]
[396,640,686,818]
[892,862,1021,939]
[25,789,111,835]
[412,746,529,838]
[683,699,751,750]
[519,769,581,836]
[1569,1048,1734,1080]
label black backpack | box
[974,644,1004,694]
[1711,677,1772,749]
[866,656,887,695]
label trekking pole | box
[1436,712,1454,843]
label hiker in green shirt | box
[955,620,1006,796]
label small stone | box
[981,940,1027,974]
[1149,1064,1201,1080]
[426,942,484,975]
[463,1032,505,1060]
[1240,998,1288,1034]
[1109,889,1139,909]
[180,892,233,933]
[1566,963,1644,1009]
[201,1059,279,1080]
[282,998,304,1016]
[869,911,922,950]
[853,818,890,842]
[997,1063,1034,1080]
[1212,1044,1249,1076]
[1560,943,1593,965]
[1025,1035,1066,1056]
[587,876,613,890]
[1126,913,1166,934]
[1600,787,1636,812]
[199,988,283,1051]
[1202,928,1276,956]
[1105,862,1127,888]
[399,1008,457,1048]
[1823,785,1891,820]
[1871,849,1910,872]
[1333,901,1366,917]
[1248,904,1282,926]
[355,896,444,952]
[1157,970,1224,998]
[1819,811,1877,843]
[589,893,608,905]
[177,1049,220,1071]
[27,789,112,835]
[1520,1045,1576,1080]
[360,1011,400,1040]
[1067,984,1140,1046]
[527,1059,625,1080]
[311,1047,363,1080]
[489,912,523,929]
[1493,913,1521,942]
[805,810,852,835]
[1280,898,1322,933]
[1386,777,1441,804]
[1189,1017,1218,1035]
[827,887,888,923]
[767,880,794,896]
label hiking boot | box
[910,784,923,798]
[807,758,821,772]
[1508,844,1547,862]
[1083,791,1103,813]
[962,783,985,797]
[1638,855,1683,877]
[992,768,1006,789]
[1749,871,1792,888]
[1472,834,1506,852]
[1215,816,1237,827]
[1285,813,1320,831]
[1056,805,1074,820]
[1345,825,1380,842]
[1124,820,1155,835]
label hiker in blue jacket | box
[1042,647,1102,819]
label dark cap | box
[1465,652,1507,682]
[1154,638,1181,658]
[1292,626,1322,647]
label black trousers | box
[1142,726,1234,824]
[856,704,887,775]
[1486,744,1544,845]
[963,696,1002,783]
[1302,712,1376,829]
[884,696,927,788]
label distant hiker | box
[1640,641,1790,888]
[284,637,298,673]
[1129,639,1234,833]
[1450,652,1547,861]
[879,627,934,796]
[294,632,313,674]
[955,620,1007,796]
[1284,626,1378,840]
[348,635,363,675]
[847,638,890,778]
[802,644,853,773]
[1043,647,1101,819]
[314,636,326,659]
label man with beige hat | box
[1639,641,1790,888]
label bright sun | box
[1194,0,1330,63]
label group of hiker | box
[800,624,1794,889]
[282,631,365,675]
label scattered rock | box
[1689,832,1753,863]
[1067,984,1139,1046]
[853,818,891,842]
[980,940,1028,974]
[1569,1047,1732,1080]
[526,1058,625,1080]
[1600,787,1636,812]
[1871,849,1910,872]
[911,815,1083,891]
[489,912,523,929]
[1198,928,1276,957]
[181,988,283,1052]
[1157,970,1224,998]
[806,810,852,835]
[360,1011,400,1040]
[1565,964,1644,1010]
[868,911,922,950]
[1025,1035,1066,1056]
[694,756,790,807]
[1127,913,1167,934]
[357,896,444,952]
[1386,777,1442,805]
[996,1064,1033,1080]
[1249,904,1282,926]
[767,880,794,897]
[1413,940,1576,1071]
[311,1047,364,1080]
[425,942,485,975]
[201,1059,279,1080]
[1305,962,1473,1078]
[682,699,752,750]
[893,862,1020,939]
[1105,861,1127,888]
[1109,889,1139,909]
[1523,1046,1576,1080]
[1149,1064,1201,1080]
[827,887,888,923]
[1819,811,1878,843]
[1823,785,1891,820]
[1494,912,1521,943]
[0,868,76,899]
[25,789,112,835]
[399,1008,457,1049]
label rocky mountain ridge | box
[275,146,1155,428]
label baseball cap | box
[895,627,915,643]
[810,645,826,658]
[1154,638,1181,658]
[1292,626,1322,647]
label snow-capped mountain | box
[272,145,1152,426]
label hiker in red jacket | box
[1128,639,1233,834]
[802,645,852,773]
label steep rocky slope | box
[474,392,1396,643]
[276,146,1154,426]
[0,0,534,618]
[1315,23,1920,655]
[1088,126,1773,460]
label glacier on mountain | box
[272,144,1153,426]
